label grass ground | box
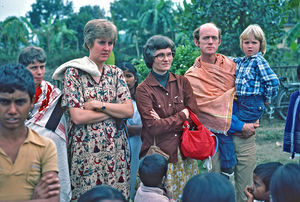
[198,115,299,172]
[256,115,299,164]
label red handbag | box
[180,109,218,160]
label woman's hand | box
[181,108,189,119]
[150,109,161,120]
[84,100,101,111]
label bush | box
[131,43,200,83]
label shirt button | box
[175,134,177,136]
[169,104,172,107]
[166,93,169,95]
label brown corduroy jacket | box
[136,72,199,163]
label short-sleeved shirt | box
[0,128,58,200]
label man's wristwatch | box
[101,102,106,111]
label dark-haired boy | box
[0,64,60,201]
[135,154,175,202]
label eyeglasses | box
[154,52,173,60]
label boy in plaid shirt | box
[221,24,279,178]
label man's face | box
[0,90,33,130]
[195,25,221,57]
[27,61,46,87]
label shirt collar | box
[242,51,262,61]
[145,71,177,87]
[24,128,46,147]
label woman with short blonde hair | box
[53,19,133,201]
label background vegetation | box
[0,0,299,83]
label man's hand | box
[253,119,260,128]
[238,123,256,138]
[32,172,60,200]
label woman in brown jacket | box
[136,35,200,200]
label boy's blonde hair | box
[240,24,266,55]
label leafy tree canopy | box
[27,0,73,28]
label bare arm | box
[0,172,60,202]
[31,171,60,202]
[69,107,111,125]
[84,99,133,119]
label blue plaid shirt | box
[233,52,279,103]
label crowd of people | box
[0,18,299,202]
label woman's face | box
[152,48,173,75]
[123,70,136,90]
[89,38,113,66]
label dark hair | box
[254,162,282,191]
[18,46,46,66]
[118,62,139,100]
[182,172,235,202]
[143,35,176,69]
[78,185,126,202]
[0,63,35,100]
[139,154,168,187]
[270,163,300,202]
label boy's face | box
[252,173,269,201]
[0,90,33,131]
[26,61,46,87]
[242,35,260,57]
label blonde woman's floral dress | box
[62,65,131,201]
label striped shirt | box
[233,52,279,103]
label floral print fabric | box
[62,65,131,201]
[166,150,198,201]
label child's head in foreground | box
[78,185,126,202]
[182,172,235,202]
[240,24,266,57]
[251,162,282,201]
[139,153,168,187]
[0,63,35,100]
[270,163,300,202]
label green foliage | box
[176,0,288,64]
[131,58,150,83]
[130,44,199,82]
[105,51,115,65]
[0,16,31,54]
[171,44,199,75]
[0,0,298,79]
[66,5,106,50]
[27,0,73,28]
[111,0,178,63]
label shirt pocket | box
[173,95,185,111]
[26,163,42,188]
